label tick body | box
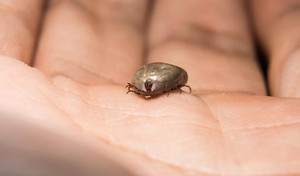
[126,62,191,97]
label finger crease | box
[50,59,117,84]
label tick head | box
[144,79,153,92]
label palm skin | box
[1,56,300,175]
[0,0,300,176]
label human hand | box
[0,0,300,175]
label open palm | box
[1,1,300,175]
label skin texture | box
[127,62,189,97]
[0,0,300,175]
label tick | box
[126,62,191,97]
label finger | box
[251,0,300,97]
[0,0,44,63]
[34,0,148,84]
[147,0,266,95]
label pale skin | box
[0,0,300,175]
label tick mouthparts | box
[144,79,153,92]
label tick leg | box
[126,83,133,88]
[126,89,134,94]
[126,83,138,94]
[126,84,135,94]
[182,85,192,93]
[126,86,130,93]
[126,84,145,96]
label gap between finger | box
[0,0,44,63]
[251,0,300,97]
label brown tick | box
[126,62,191,97]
